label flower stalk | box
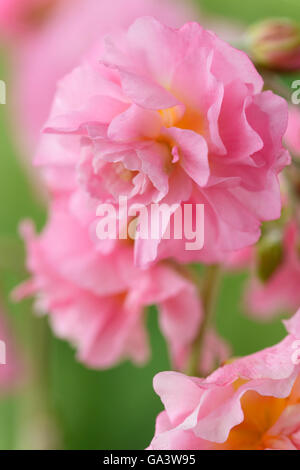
[186,264,222,377]
[16,314,61,450]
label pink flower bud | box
[246,18,300,71]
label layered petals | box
[36,17,289,267]
[14,194,202,369]
[149,309,300,450]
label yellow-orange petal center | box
[158,106,183,128]
[215,376,300,450]
[158,104,204,135]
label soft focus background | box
[0,0,299,450]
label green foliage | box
[199,0,300,24]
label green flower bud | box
[256,230,284,282]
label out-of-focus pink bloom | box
[39,17,290,267]
[149,309,300,450]
[285,106,300,157]
[225,219,300,320]
[224,176,288,273]
[0,305,22,392]
[13,194,202,369]
[246,222,300,318]
[9,0,198,152]
[224,246,253,270]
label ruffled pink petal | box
[108,104,161,142]
[165,127,209,187]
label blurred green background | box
[0,0,298,450]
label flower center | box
[158,104,204,134]
[218,391,287,450]
[216,376,300,450]
[158,106,183,128]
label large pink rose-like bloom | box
[13,194,203,369]
[149,309,300,450]
[39,17,290,267]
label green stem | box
[186,264,221,377]
[16,314,61,450]
[0,239,60,449]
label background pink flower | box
[14,194,203,369]
[149,308,300,450]
[246,222,300,318]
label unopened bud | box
[245,18,300,71]
[256,230,284,282]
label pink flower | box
[246,222,300,318]
[224,246,253,270]
[149,308,300,450]
[39,17,290,267]
[14,194,202,369]
[285,106,300,157]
